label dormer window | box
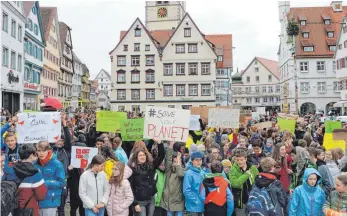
[135,28,141,37]
[303,32,309,38]
[327,31,334,38]
[217,56,223,62]
[329,45,336,51]
[324,19,331,25]
[303,46,314,52]
[184,28,191,37]
[300,20,306,26]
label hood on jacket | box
[303,168,321,188]
[203,174,226,189]
[13,161,38,179]
[255,172,278,188]
[123,165,132,179]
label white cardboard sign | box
[256,107,266,115]
[208,108,240,128]
[143,106,190,142]
[71,146,98,168]
[252,112,260,121]
[189,115,201,131]
[16,112,61,143]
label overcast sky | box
[39,0,334,79]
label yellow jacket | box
[104,158,117,180]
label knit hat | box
[190,144,198,154]
[221,159,232,168]
[190,151,204,160]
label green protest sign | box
[120,118,145,141]
[325,121,342,134]
[277,117,296,135]
[96,111,127,132]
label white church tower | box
[145,1,186,31]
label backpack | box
[247,183,277,216]
[1,180,20,216]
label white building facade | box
[1,1,26,113]
[94,69,111,97]
[72,51,82,104]
[278,1,342,114]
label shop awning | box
[333,101,347,107]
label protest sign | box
[277,117,295,135]
[189,115,201,130]
[96,111,127,132]
[323,123,344,150]
[208,108,240,128]
[325,121,342,133]
[16,112,61,143]
[254,121,273,130]
[190,106,232,124]
[256,107,266,115]
[71,146,98,168]
[252,112,260,121]
[120,118,145,141]
[144,106,190,142]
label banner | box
[189,115,201,130]
[71,146,98,168]
[16,112,61,143]
[277,117,295,135]
[120,118,145,141]
[208,108,240,128]
[144,106,190,142]
[96,111,127,132]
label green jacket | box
[323,190,347,213]
[154,169,166,207]
[160,148,186,211]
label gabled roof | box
[334,16,347,59]
[72,51,82,64]
[40,7,56,41]
[205,34,233,68]
[82,64,90,76]
[241,57,280,79]
[23,1,35,17]
[95,69,111,80]
[24,1,46,46]
[59,22,72,50]
[288,5,347,58]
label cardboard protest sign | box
[16,112,61,143]
[120,118,145,141]
[189,115,201,131]
[325,121,342,133]
[71,146,98,168]
[256,107,266,115]
[190,106,232,124]
[144,106,190,142]
[96,111,127,132]
[208,108,240,128]
[277,117,295,135]
[252,112,260,121]
[254,121,273,130]
[323,122,344,151]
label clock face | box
[157,7,168,18]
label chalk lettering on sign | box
[27,113,36,118]
[24,135,48,142]
[151,109,176,118]
[147,124,188,141]
[30,119,47,127]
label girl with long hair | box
[100,146,119,180]
[272,143,292,192]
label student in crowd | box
[79,154,109,216]
[106,162,133,216]
[100,146,119,181]
[35,141,66,216]
[112,137,128,164]
[95,137,104,154]
[323,175,347,215]
[2,132,19,181]
[272,143,292,193]
[153,160,166,216]
[221,159,232,180]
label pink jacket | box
[106,165,134,216]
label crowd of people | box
[1,109,347,216]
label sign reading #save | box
[143,106,190,142]
[208,108,240,128]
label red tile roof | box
[241,57,280,80]
[23,1,35,17]
[288,6,347,58]
[40,7,57,41]
[205,34,233,68]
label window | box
[146,55,154,66]
[303,46,314,52]
[188,44,198,53]
[325,19,331,25]
[334,81,342,92]
[256,76,259,83]
[145,45,150,51]
[201,84,211,96]
[189,63,198,75]
[32,6,36,14]
[339,44,343,50]
[268,75,272,82]
[2,47,9,66]
[176,85,185,96]
[317,61,325,71]
[255,86,260,93]
[269,97,274,103]
[246,98,252,103]
[189,84,198,96]
[276,85,280,93]
[176,63,185,75]
[164,85,173,96]
[123,45,128,51]
[11,20,16,38]
[217,56,223,62]
[164,64,173,76]
[303,32,309,38]
[217,69,227,76]
[300,61,309,72]
[317,82,326,93]
[344,41,347,48]
[17,54,22,72]
[216,80,229,88]
[333,60,336,73]
[176,44,185,53]
[117,71,125,83]
[134,43,140,51]
[263,97,268,103]
[328,31,334,38]
[300,82,309,93]
[117,89,126,100]
[329,46,336,51]
[246,76,250,83]
[300,20,306,26]
[146,89,155,99]
[131,56,140,66]
[131,70,140,83]
[255,67,259,72]
[268,86,273,93]
[255,98,260,103]
[34,24,38,35]
[262,86,267,93]
[135,28,141,37]
[201,63,210,75]
[18,25,22,42]
[184,28,191,37]
[146,70,155,83]
[131,89,140,100]
[10,51,16,69]
[28,19,33,31]
[3,12,8,32]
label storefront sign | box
[24,82,41,92]
[7,70,19,84]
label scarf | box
[39,150,53,166]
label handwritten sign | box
[189,115,201,130]
[120,118,145,141]
[16,112,61,143]
[277,117,296,135]
[252,112,260,121]
[143,106,190,142]
[190,106,232,124]
[71,146,98,168]
[325,121,342,133]
[256,107,266,115]
[96,111,127,132]
[208,108,240,128]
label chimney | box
[331,1,343,12]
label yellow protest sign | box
[96,111,127,132]
[323,133,345,151]
[277,117,295,135]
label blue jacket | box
[34,154,66,209]
[114,147,128,164]
[1,123,19,181]
[289,168,326,216]
[183,162,206,213]
[1,122,10,149]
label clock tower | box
[145,1,186,31]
